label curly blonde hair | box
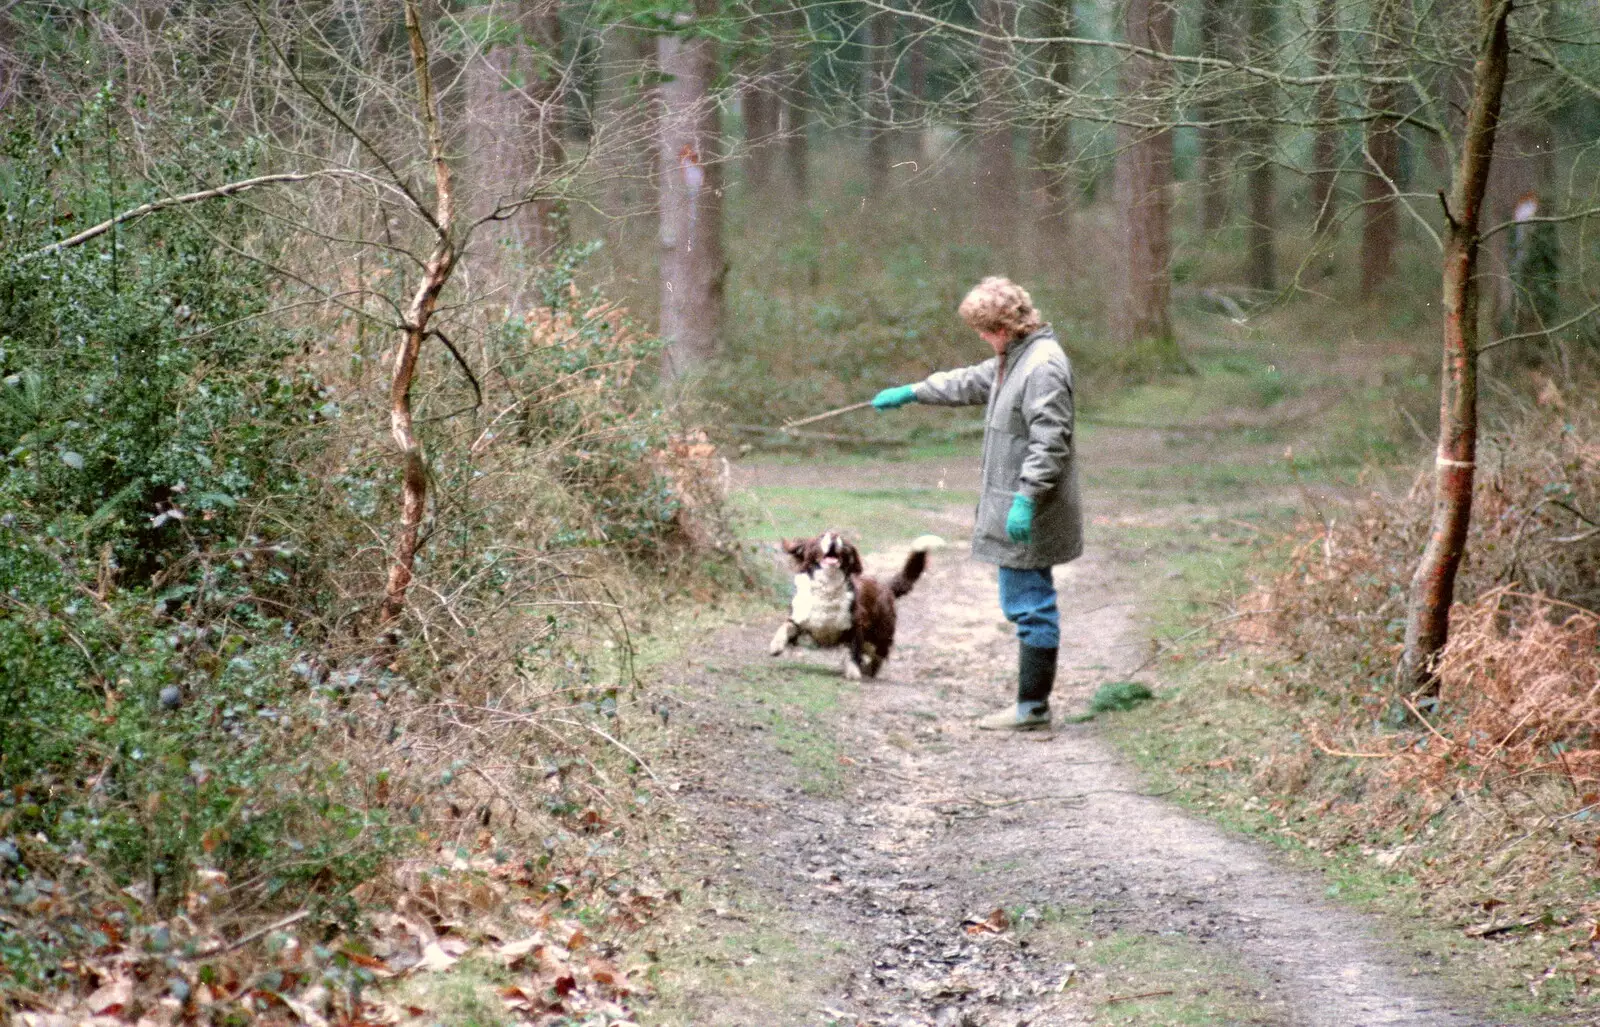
[958,276,1043,339]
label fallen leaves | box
[961,908,1010,936]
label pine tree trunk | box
[1033,0,1073,247]
[742,19,779,192]
[1398,0,1513,694]
[1308,0,1340,235]
[1197,0,1237,232]
[864,9,893,200]
[1486,118,1555,338]
[465,0,564,258]
[1113,0,1180,364]
[1360,0,1403,299]
[782,9,811,204]
[595,24,656,225]
[1243,0,1275,291]
[657,10,725,381]
[907,22,930,159]
[975,0,1019,243]
[524,0,564,254]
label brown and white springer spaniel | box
[768,532,942,679]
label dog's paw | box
[844,660,863,681]
[768,623,792,656]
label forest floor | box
[634,405,1529,1025]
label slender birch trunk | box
[1398,0,1514,693]
[384,1,458,623]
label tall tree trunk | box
[465,0,564,258]
[1197,0,1237,232]
[907,21,930,159]
[975,0,1019,244]
[595,24,656,226]
[1112,0,1180,364]
[385,1,458,623]
[864,9,893,200]
[1398,0,1513,693]
[1486,118,1556,339]
[1308,0,1340,235]
[1033,0,1073,247]
[524,0,564,254]
[741,19,779,192]
[1360,0,1403,299]
[1243,0,1276,291]
[782,9,811,203]
[657,7,725,381]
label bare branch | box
[1478,301,1600,353]
[862,0,1415,89]
[19,171,368,261]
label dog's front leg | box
[769,620,799,656]
[844,631,864,680]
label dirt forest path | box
[651,432,1499,1027]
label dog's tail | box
[889,535,945,598]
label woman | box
[872,277,1081,730]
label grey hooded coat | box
[912,326,1081,568]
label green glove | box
[1006,493,1035,543]
[872,385,917,410]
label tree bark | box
[1033,0,1073,247]
[1308,0,1340,235]
[782,8,811,204]
[1112,0,1181,365]
[907,21,928,157]
[1486,118,1555,338]
[863,9,893,200]
[974,0,1019,244]
[464,0,564,258]
[595,24,656,226]
[657,7,725,381]
[1360,0,1404,299]
[1398,0,1513,693]
[1243,0,1276,291]
[741,18,779,192]
[385,1,458,623]
[1197,0,1237,232]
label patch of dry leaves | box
[7,835,675,1027]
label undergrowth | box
[1109,377,1600,1016]
[0,98,741,1024]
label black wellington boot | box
[1017,642,1058,712]
[976,643,1058,731]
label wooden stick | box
[1105,989,1175,1005]
[782,400,874,431]
[183,910,311,960]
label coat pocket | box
[982,429,1029,492]
[977,486,1016,545]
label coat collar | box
[1001,324,1055,365]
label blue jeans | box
[998,566,1059,649]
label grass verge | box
[1017,906,1282,1025]
[1092,492,1600,1024]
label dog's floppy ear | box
[840,541,864,576]
[780,538,805,565]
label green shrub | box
[0,104,405,988]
